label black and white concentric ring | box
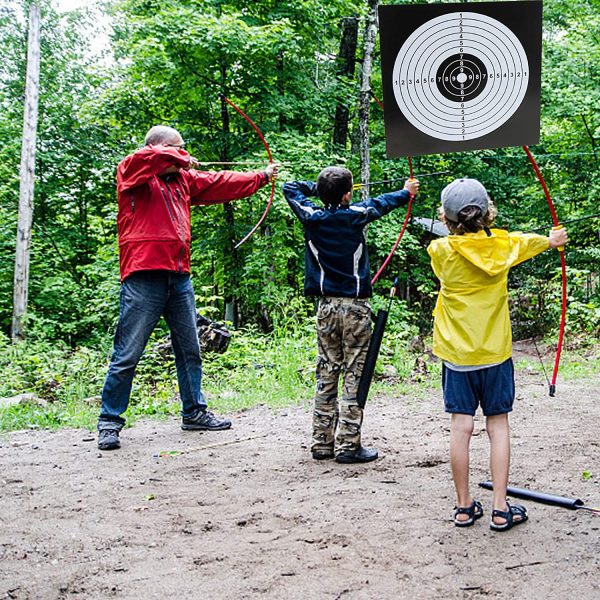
[392,12,529,141]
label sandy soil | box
[1,347,599,600]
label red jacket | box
[116,146,269,281]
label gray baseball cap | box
[441,178,489,222]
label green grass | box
[0,337,106,431]
[203,328,316,412]
[3,324,596,434]
[554,351,600,382]
[513,347,600,383]
[0,326,318,433]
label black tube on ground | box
[479,481,584,510]
[356,308,389,409]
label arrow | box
[352,170,449,190]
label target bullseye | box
[391,11,529,141]
[436,52,488,102]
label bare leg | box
[450,413,475,522]
[486,413,512,525]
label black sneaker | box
[98,429,120,450]
[335,446,378,464]
[311,449,334,460]
[181,410,232,431]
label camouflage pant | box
[312,297,372,454]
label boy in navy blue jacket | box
[284,167,419,463]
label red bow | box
[371,157,415,285]
[523,145,567,397]
[369,94,415,285]
[221,96,275,249]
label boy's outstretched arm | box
[511,225,568,268]
[283,181,318,200]
[357,178,419,224]
[283,181,320,223]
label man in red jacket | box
[97,125,278,450]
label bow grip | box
[552,225,565,252]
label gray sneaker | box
[181,410,232,431]
[98,429,120,450]
[335,446,378,464]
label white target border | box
[392,11,529,142]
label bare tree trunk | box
[12,3,41,341]
[277,52,286,132]
[333,16,359,148]
[358,0,378,200]
[219,75,239,327]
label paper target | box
[379,1,542,157]
[393,12,529,141]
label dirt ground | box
[1,345,599,600]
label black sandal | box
[453,500,484,527]
[490,502,528,532]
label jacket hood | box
[447,229,519,276]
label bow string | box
[221,95,276,249]
[369,93,415,285]
[523,145,567,397]
[371,156,415,285]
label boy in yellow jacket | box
[428,178,568,531]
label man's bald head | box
[144,125,184,147]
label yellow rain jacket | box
[428,229,549,365]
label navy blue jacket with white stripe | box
[283,181,411,298]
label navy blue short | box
[442,358,515,417]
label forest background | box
[0,0,598,432]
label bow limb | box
[368,91,416,285]
[523,145,567,397]
[371,195,414,285]
[371,157,415,285]
[221,95,275,249]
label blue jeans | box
[98,271,206,431]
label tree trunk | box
[12,3,41,341]
[358,0,379,200]
[277,52,286,131]
[219,69,239,327]
[333,16,359,148]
